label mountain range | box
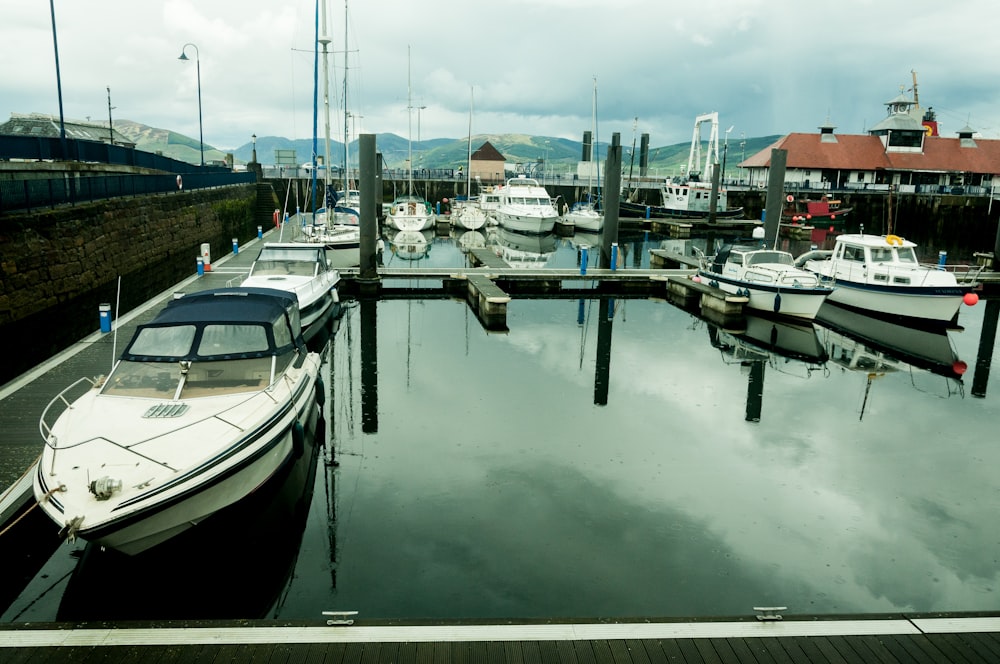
[113,120,779,177]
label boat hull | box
[34,356,321,555]
[620,199,745,220]
[495,209,557,234]
[822,280,969,323]
[700,269,831,319]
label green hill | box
[114,118,779,176]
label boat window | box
[179,357,274,396]
[893,276,911,285]
[252,260,318,277]
[747,251,793,266]
[129,325,197,357]
[870,247,893,263]
[896,247,918,264]
[843,245,865,262]
[198,324,270,356]
[272,313,294,348]
[102,361,181,397]
[874,274,889,282]
[730,254,744,266]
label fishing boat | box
[798,233,980,323]
[33,287,322,555]
[779,194,852,242]
[698,235,833,319]
[621,112,744,220]
[493,176,559,234]
[240,242,341,342]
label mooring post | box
[359,133,380,290]
[763,148,788,248]
[601,134,622,270]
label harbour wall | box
[0,184,264,383]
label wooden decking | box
[2,617,1000,662]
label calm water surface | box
[3,225,999,623]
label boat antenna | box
[110,275,122,374]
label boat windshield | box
[101,355,289,398]
[746,251,793,266]
[895,247,918,264]
[250,259,318,277]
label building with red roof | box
[739,91,1000,197]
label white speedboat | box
[699,243,833,319]
[799,233,980,323]
[493,177,559,234]
[34,287,322,555]
[240,242,341,341]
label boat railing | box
[919,262,986,284]
[38,376,98,447]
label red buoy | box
[953,360,968,375]
[964,292,979,306]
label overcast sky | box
[3,0,999,152]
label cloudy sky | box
[3,0,998,152]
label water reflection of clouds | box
[332,299,1000,618]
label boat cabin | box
[105,288,306,400]
[249,243,331,278]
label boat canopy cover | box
[122,287,305,362]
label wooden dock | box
[3,615,1000,662]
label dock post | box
[763,149,787,248]
[232,238,239,255]
[358,133,381,293]
[99,303,112,333]
[601,134,622,269]
[581,247,588,275]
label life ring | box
[886,234,903,246]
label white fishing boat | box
[698,238,833,319]
[799,233,980,323]
[621,112,743,220]
[240,242,341,341]
[493,176,559,234]
[34,287,322,555]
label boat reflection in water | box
[814,301,966,419]
[55,389,328,621]
[488,227,556,269]
[709,314,829,422]
[385,228,433,262]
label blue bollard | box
[257,225,263,239]
[196,256,205,276]
[581,247,588,275]
[232,238,239,255]
[99,303,112,333]
[938,251,947,270]
[611,242,619,271]
[645,206,651,220]
[436,202,441,215]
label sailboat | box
[336,0,361,217]
[386,46,435,232]
[299,0,360,266]
[453,87,487,231]
[562,77,604,232]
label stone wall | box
[0,184,257,382]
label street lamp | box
[178,43,204,167]
[722,125,734,185]
[251,133,257,163]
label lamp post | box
[107,86,115,145]
[416,105,426,171]
[178,43,204,167]
[251,133,257,163]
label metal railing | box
[1,171,256,213]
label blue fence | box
[0,171,256,213]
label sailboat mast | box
[342,0,349,182]
[407,45,413,196]
[320,0,332,205]
[466,86,473,199]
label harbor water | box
[2,225,999,623]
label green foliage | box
[212,198,253,237]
